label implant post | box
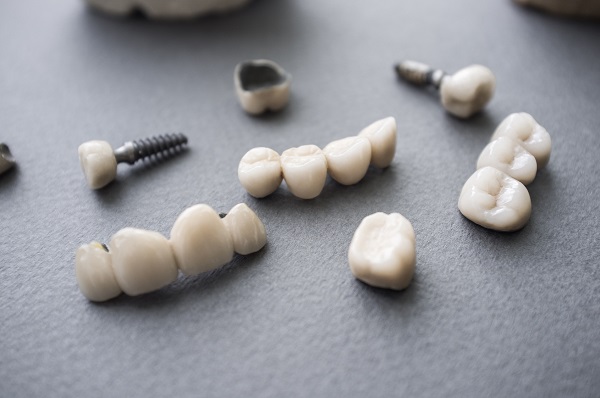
[113,133,188,165]
[395,60,447,89]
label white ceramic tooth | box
[75,242,122,302]
[440,65,495,118]
[477,137,538,185]
[348,212,416,291]
[222,203,267,255]
[109,228,179,296]
[280,145,328,199]
[238,147,282,198]
[358,117,397,168]
[78,140,117,190]
[491,112,551,168]
[322,136,372,185]
[85,0,252,19]
[170,204,234,275]
[234,59,291,115]
[458,166,532,232]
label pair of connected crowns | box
[458,112,552,232]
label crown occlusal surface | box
[348,212,416,291]
[477,137,538,185]
[458,166,531,232]
[222,203,267,255]
[75,242,122,302]
[170,204,234,275]
[323,136,372,185]
[109,228,179,296]
[281,145,328,199]
[440,65,495,118]
[238,147,282,198]
[78,140,117,190]
[491,112,551,168]
[358,117,397,168]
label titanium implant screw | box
[394,60,447,89]
[78,133,189,189]
[113,133,188,164]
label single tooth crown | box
[78,140,118,190]
[281,145,328,199]
[358,117,397,168]
[440,65,496,119]
[477,137,538,185]
[491,113,551,168]
[109,228,179,296]
[323,136,372,185]
[234,59,291,115]
[348,212,416,291]
[238,147,283,198]
[458,166,532,232]
[222,203,267,255]
[75,242,122,302]
[170,204,234,275]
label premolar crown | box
[238,117,397,199]
[395,61,495,119]
[75,203,267,302]
[78,133,188,190]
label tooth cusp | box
[440,65,495,118]
[78,140,117,189]
[458,167,532,232]
[238,147,283,198]
[491,112,551,168]
[348,212,416,291]
[477,136,538,185]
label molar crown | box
[75,203,266,302]
[237,117,397,199]
[440,65,495,119]
[348,212,416,290]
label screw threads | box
[395,61,447,89]
[130,133,188,163]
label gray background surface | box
[1,0,599,397]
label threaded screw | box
[395,60,447,89]
[113,133,188,165]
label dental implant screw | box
[113,133,188,165]
[78,133,189,190]
[395,60,447,89]
[0,143,16,175]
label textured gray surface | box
[1,0,599,397]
